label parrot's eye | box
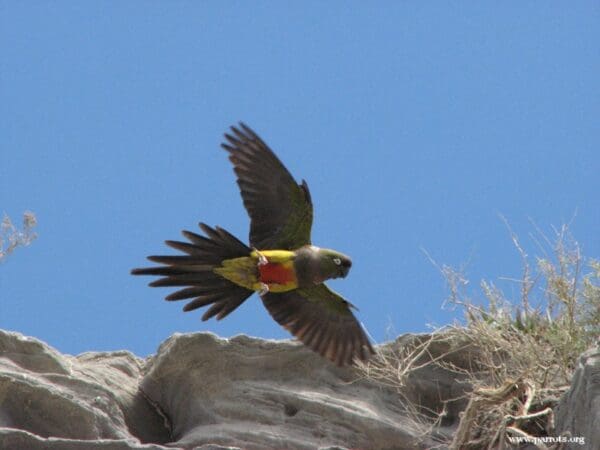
[333,257,341,266]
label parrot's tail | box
[131,222,254,321]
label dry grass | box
[357,222,599,449]
[0,211,37,262]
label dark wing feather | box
[261,284,374,366]
[131,223,253,321]
[221,123,313,250]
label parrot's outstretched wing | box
[261,284,374,366]
[221,123,313,250]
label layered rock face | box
[0,330,450,450]
[554,346,600,449]
[1,330,598,449]
[0,330,166,449]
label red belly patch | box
[259,263,296,285]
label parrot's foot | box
[258,282,270,296]
[253,247,268,266]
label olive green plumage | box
[132,123,373,366]
[222,125,314,250]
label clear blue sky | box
[1,3,598,357]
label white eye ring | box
[333,257,341,266]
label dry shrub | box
[0,211,37,262]
[356,329,479,446]
[357,222,599,449]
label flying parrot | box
[132,123,374,366]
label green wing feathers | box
[261,284,374,366]
[221,123,313,250]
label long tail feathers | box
[132,223,253,321]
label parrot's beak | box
[339,258,352,278]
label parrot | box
[132,123,374,366]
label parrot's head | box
[316,248,352,280]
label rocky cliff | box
[554,346,600,449]
[1,330,598,449]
